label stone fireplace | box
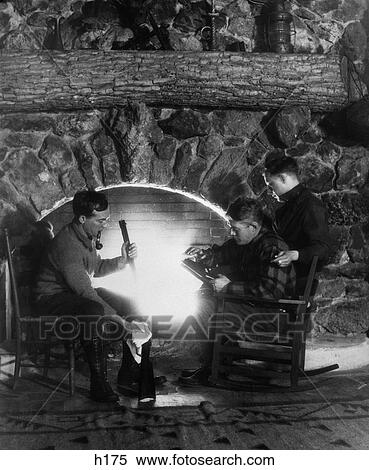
[1,0,369,351]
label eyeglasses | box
[89,215,110,225]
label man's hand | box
[212,274,231,292]
[120,241,138,265]
[272,250,299,267]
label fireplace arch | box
[42,184,229,324]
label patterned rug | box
[1,374,369,450]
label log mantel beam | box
[0,50,353,113]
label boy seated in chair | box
[180,197,296,386]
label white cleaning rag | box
[126,321,152,364]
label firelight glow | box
[93,230,204,325]
[46,183,229,327]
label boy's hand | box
[212,274,231,292]
[272,250,299,267]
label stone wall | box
[1,0,369,339]
[1,103,369,337]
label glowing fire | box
[93,229,204,326]
[74,184,228,330]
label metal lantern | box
[267,0,293,53]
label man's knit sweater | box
[34,222,125,316]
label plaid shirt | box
[205,229,296,299]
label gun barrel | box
[119,220,130,244]
[119,219,135,270]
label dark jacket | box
[273,184,330,277]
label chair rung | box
[228,350,291,364]
[238,341,293,352]
[217,345,292,361]
[218,364,289,379]
[216,294,306,305]
[209,376,283,391]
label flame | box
[44,183,229,331]
[93,228,203,327]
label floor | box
[1,347,369,450]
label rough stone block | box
[173,141,193,185]
[39,134,85,196]
[298,155,334,192]
[315,278,346,298]
[91,131,122,186]
[149,158,173,186]
[322,262,369,280]
[71,140,103,189]
[200,146,251,208]
[345,280,369,297]
[4,131,43,149]
[285,142,312,158]
[52,112,101,138]
[272,106,311,147]
[0,114,53,132]
[248,162,266,196]
[341,21,367,61]
[246,138,269,165]
[159,110,211,140]
[212,110,263,139]
[321,191,369,225]
[183,158,207,192]
[316,140,342,165]
[335,146,369,190]
[0,148,64,213]
[173,0,209,33]
[314,297,369,335]
[197,134,223,162]
[327,225,350,263]
[155,136,177,161]
[0,2,23,37]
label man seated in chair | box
[33,190,164,403]
[263,152,330,280]
[180,197,296,386]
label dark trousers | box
[34,288,144,342]
[34,289,155,395]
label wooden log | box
[0,50,352,113]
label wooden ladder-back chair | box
[209,256,339,390]
[4,228,77,396]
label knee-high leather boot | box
[81,337,119,403]
[117,340,155,402]
[117,340,141,391]
[138,340,156,402]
